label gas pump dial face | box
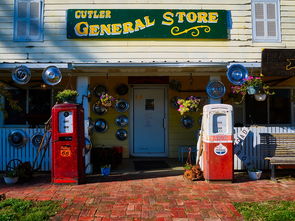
[59,111,73,133]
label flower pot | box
[248,170,262,180]
[101,167,111,176]
[3,176,18,185]
[247,86,257,95]
[254,93,267,102]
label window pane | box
[256,21,265,36]
[267,3,276,19]
[269,89,291,124]
[30,20,39,36]
[255,3,264,19]
[4,89,27,125]
[267,21,276,36]
[212,114,226,134]
[30,2,39,18]
[28,89,51,126]
[17,20,27,37]
[18,2,28,18]
[245,95,267,124]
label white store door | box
[133,87,167,156]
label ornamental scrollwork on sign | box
[170,25,211,37]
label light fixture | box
[254,93,267,102]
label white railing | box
[1,126,295,171]
[0,128,51,171]
[234,126,295,170]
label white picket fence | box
[1,126,295,171]
[0,128,51,171]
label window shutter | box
[266,3,277,37]
[14,0,43,41]
[29,1,41,37]
[252,0,280,42]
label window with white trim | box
[252,0,281,42]
[14,0,44,41]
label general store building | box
[0,0,295,171]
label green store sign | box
[67,9,229,40]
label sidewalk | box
[1,163,295,220]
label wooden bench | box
[260,133,295,181]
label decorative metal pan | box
[94,119,108,133]
[115,99,129,112]
[31,133,44,147]
[116,84,129,95]
[8,129,28,148]
[116,129,128,141]
[12,65,31,85]
[181,116,194,129]
[93,102,107,115]
[42,66,62,86]
[93,85,107,98]
[115,115,128,127]
[206,80,226,99]
[226,64,248,85]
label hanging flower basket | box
[231,74,274,102]
[177,96,201,115]
[96,93,117,108]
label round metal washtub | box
[115,99,129,112]
[8,129,28,148]
[93,102,107,115]
[12,66,31,85]
[115,115,128,127]
[116,84,129,95]
[181,116,194,129]
[226,64,248,85]
[94,119,108,133]
[206,80,226,99]
[42,66,62,86]
[93,85,107,98]
[31,133,44,147]
[115,129,128,141]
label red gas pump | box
[51,103,85,184]
[202,104,234,182]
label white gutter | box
[0,62,261,69]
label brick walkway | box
[1,172,295,221]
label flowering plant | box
[231,74,274,101]
[96,93,117,107]
[177,96,201,115]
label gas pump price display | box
[58,111,73,133]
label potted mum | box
[56,89,79,103]
[177,96,201,115]
[231,74,274,103]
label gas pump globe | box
[202,104,234,182]
[51,103,85,184]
